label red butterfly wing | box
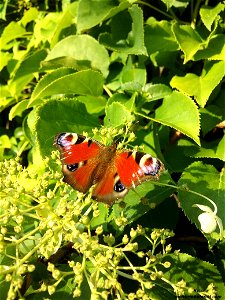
[92,165,128,205]
[116,151,163,188]
[55,133,103,193]
[55,133,164,205]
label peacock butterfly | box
[54,133,164,205]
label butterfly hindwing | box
[92,164,129,205]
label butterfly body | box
[55,133,164,205]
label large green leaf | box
[45,35,110,77]
[154,91,200,145]
[99,5,147,55]
[28,69,104,107]
[50,2,78,48]
[77,0,131,32]
[194,34,225,61]
[9,100,29,121]
[8,49,47,97]
[182,137,225,162]
[34,99,100,157]
[0,21,26,50]
[145,17,178,55]
[150,252,224,298]
[170,61,225,107]
[178,161,225,244]
[172,23,203,63]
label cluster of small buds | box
[199,283,217,299]
[115,215,128,227]
[174,279,187,296]
[130,225,145,239]
[103,233,115,246]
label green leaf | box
[104,102,134,127]
[45,35,110,77]
[0,21,26,50]
[77,0,131,32]
[0,135,11,148]
[50,2,78,48]
[33,12,62,46]
[9,100,29,120]
[172,23,203,63]
[178,161,225,243]
[0,51,12,71]
[170,61,225,107]
[200,3,225,31]
[8,49,47,97]
[0,0,8,20]
[143,84,172,102]
[34,99,100,157]
[20,7,39,27]
[29,69,104,107]
[145,17,178,55]
[160,0,189,9]
[122,67,146,85]
[107,93,135,112]
[154,91,200,145]
[77,95,106,115]
[157,252,224,297]
[99,5,147,55]
[194,34,225,61]
[182,137,225,162]
[200,105,223,136]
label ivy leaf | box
[99,5,147,55]
[170,61,225,107]
[34,99,99,157]
[154,91,200,145]
[28,69,104,107]
[44,35,110,77]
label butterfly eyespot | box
[56,133,67,146]
[146,161,161,176]
[114,180,126,193]
[67,163,79,172]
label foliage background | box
[0,0,225,299]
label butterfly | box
[54,132,164,205]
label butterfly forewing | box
[116,151,164,188]
[55,133,103,193]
